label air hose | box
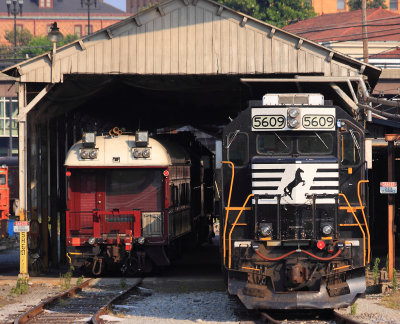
[255,248,343,262]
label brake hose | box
[255,248,343,261]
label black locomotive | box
[221,93,369,309]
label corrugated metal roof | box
[2,0,381,87]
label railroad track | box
[259,309,366,324]
[14,278,142,324]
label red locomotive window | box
[105,169,162,211]
[0,175,6,185]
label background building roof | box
[0,0,124,15]
[284,8,400,43]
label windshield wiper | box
[314,132,328,149]
[274,132,288,148]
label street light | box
[47,22,63,83]
[81,0,97,36]
[6,0,23,63]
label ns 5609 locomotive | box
[221,93,369,309]
[65,129,214,275]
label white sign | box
[380,182,397,194]
[13,221,29,233]
[251,107,336,131]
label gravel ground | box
[108,278,246,324]
[337,293,400,324]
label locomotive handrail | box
[228,193,254,268]
[357,180,370,264]
[221,161,235,266]
[339,193,366,266]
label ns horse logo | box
[283,168,305,200]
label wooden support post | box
[58,118,67,265]
[49,120,59,268]
[40,123,49,270]
[385,134,399,281]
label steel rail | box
[91,278,143,324]
[14,278,94,324]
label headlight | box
[89,150,97,159]
[142,149,151,158]
[137,237,145,245]
[259,223,272,237]
[288,108,299,118]
[288,118,300,128]
[80,150,89,159]
[322,224,333,235]
[88,237,95,245]
[133,149,142,158]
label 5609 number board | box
[251,107,336,131]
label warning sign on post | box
[380,182,397,194]
[13,221,29,233]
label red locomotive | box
[0,165,9,237]
[65,129,214,275]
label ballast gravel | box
[109,278,246,324]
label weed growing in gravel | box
[392,269,397,290]
[120,277,127,289]
[381,291,400,310]
[373,258,380,284]
[59,265,74,290]
[350,303,357,315]
[9,278,29,296]
[76,275,84,286]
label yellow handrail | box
[221,161,234,266]
[228,194,254,268]
[357,180,370,264]
[339,193,366,266]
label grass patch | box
[59,265,74,290]
[381,291,400,310]
[9,278,29,296]
[350,303,357,315]
[373,258,380,284]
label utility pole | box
[81,0,97,35]
[361,0,368,63]
[6,0,23,64]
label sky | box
[104,0,126,11]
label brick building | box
[310,0,400,15]
[0,0,128,46]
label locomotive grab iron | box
[221,93,369,309]
[65,129,214,275]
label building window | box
[39,0,53,8]
[74,25,82,38]
[390,0,398,10]
[0,98,18,156]
[85,25,93,35]
[337,0,345,10]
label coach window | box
[227,132,248,166]
[340,130,361,166]
[257,133,291,155]
[298,133,333,154]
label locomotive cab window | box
[227,132,248,166]
[257,133,291,154]
[298,133,333,154]
[0,174,6,185]
[340,130,361,166]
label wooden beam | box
[240,17,248,27]
[18,84,55,121]
[134,16,142,27]
[327,52,334,62]
[269,28,276,38]
[78,40,86,51]
[217,6,223,16]
[296,39,303,50]
[157,5,166,16]
[106,28,113,39]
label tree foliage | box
[218,0,316,27]
[20,34,78,57]
[4,29,33,47]
[347,0,387,10]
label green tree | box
[4,29,33,47]
[218,0,316,27]
[347,0,387,10]
[20,34,78,58]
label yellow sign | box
[20,232,28,276]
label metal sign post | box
[14,217,29,279]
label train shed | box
[2,0,381,270]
